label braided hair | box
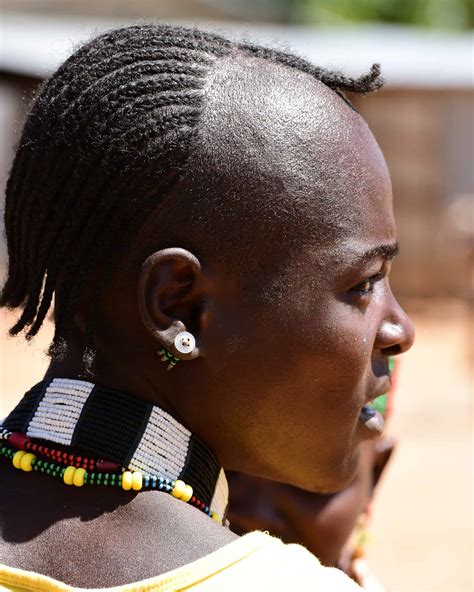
[1,23,382,357]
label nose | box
[376,296,415,357]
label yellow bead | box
[12,450,26,469]
[122,471,133,491]
[171,479,186,499]
[211,511,221,523]
[63,465,77,485]
[132,471,143,491]
[73,467,86,487]
[181,484,193,503]
[19,452,35,472]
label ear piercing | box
[174,331,195,354]
[158,331,196,371]
[158,349,180,371]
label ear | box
[137,248,204,360]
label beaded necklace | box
[0,378,228,522]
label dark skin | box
[0,56,414,587]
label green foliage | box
[292,0,474,29]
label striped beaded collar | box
[1,378,228,519]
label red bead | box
[96,459,120,472]
[8,432,30,450]
[6,434,123,476]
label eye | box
[350,272,384,297]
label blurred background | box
[0,1,472,591]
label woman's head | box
[1,24,413,494]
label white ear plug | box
[174,331,196,354]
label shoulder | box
[0,529,362,591]
[0,478,238,588]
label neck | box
[44,336,175,413]
[1,377,228,521]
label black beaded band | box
[1,378,225,515]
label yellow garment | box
[0,531,361,591]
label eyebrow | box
[353,242,399,266]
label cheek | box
[227,297,370,417]
[199,295,373,490]
[299,305,373,403]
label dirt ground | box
[1,299,472,591]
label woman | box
[0,23,414,590]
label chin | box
[297,449,360,495]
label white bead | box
[174,331,195,354]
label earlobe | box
[137,248,203,361]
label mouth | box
[359,376,391,437]
[359,405,385,436]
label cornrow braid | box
[1,23,383,356]
[238,43,382,94]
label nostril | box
[383,344,402,357]
[378,314,415,356]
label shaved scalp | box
[135,55,388,286]
[0,23,383,358]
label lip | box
[365,376,391,405]
[359,405,385,437]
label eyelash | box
[351,272,385,296]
